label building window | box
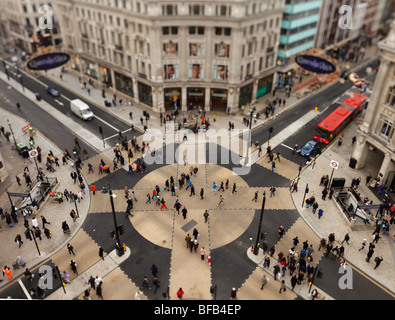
[376,114,395,140]
[163,26,178,35]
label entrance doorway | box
[164,88,181,110]
[210,89,228,111]
[187,88,205,110]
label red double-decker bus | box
[314,93,367,144]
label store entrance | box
[187,88,205,111]
[210,89,228,111]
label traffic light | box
[99,126,103,135]
[117,224,125,235]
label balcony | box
[115,44,123,51]
[81,33,88,39]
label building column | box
[360,59,391,133]
[352,132,369,169]
[378,152,393,184]
[133,79,139,103]
[181,86,187,111]
[251,79,258,104]
[205,87,211,111]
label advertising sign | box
[27,52,70,70]
[295,55,336,74]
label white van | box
[70,99,94,120]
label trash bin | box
[349,158,357,169]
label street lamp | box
[253,191,266,255]
[109,188,124,256]
[7,119,17,148]
[302,183,309,207]
[268,127,273,148]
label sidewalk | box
[292,119,395,295]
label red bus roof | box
[317,107,352,131]
[342,93,367,109]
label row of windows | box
[162,26,232,37]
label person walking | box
[341,233,350,245]
[203,210,209,223]
[270,186,276,197]
[217,194,224,206]
[212,182,217,195]
[99,247,105,260]
[151,264,158,277]
[15,234,23,247]
[200,188,204,199]
[185,234,192,249]
[142,276,150,290]
[70,260,78,274]
[312,202,319,214]
[67,243,75,256]
[366,248,374,263]
[273,263,280,281]
[153,277,161,294]
[260,275,268,290]
[374,256,383,269]
[96,283,103,299]
[252,191,258,202]
[279,280,286,294]
[359,239,367,251]
[200,247,207,261]
[182,206,188,219]
[232,183,237,194]
[322,188,328,200]
[177,288,184,300]
[160,198,167,210]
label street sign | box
[29,149,38,158]
[330,160,339,170]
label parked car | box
[299,139,322,157]
[46,86,60,97]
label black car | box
[46,86,60,97]
[299,139,322,157]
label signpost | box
[328,160,339,190]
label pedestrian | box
[271,161,276,172]
[182,206,188,219]
[91,183,96,195]
[318,208,323,219]
[292,236,299,249]
[95,276,103,287]
[67,243,75,256]
[70,260,78,274]
[230,288,237,300]
[99,247,105,260]
[312,202,319,214]
[273,264,280,281]
[252,191,258,202]
[160,198,167,210]
[177,288,184,300]
[44,227,52,239]
[374,256,383,269]
[203,210,209,223]
[16,175,21,186]
[200,188,204,199]
[193,239,199,253]
[3,266,12,280]
[217,194,224,206]
[279,280,286,294]
[24,268,34,283]
[83,289,91,300]
[341,233,350,245]
[359,239,367,251]
[290,275,297,291]
[142,276,150,289]
[212,182,217,195]
[322,188,328,200]
[151,264,158,277]
[232,183,237,194]
[261,275,268,290]
[96,284,103,299]
[270,186,276,197]
[15,234,23,247]
[200,247,207,261]
[185,234,191,249]
[153,277,161,294]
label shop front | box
[115,72,134,97]
[238,83,253,108]
[138,81,152,107]
[210,88,228,111]
[187,88,205,110]
[69,55,81,72]
[164,88,181,110]
[256,74,273,99]
[99,66,113,88]
[81,58,98,79]
[276,70,294,89]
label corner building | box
[54,0,284,112]
[352,19,395,189]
